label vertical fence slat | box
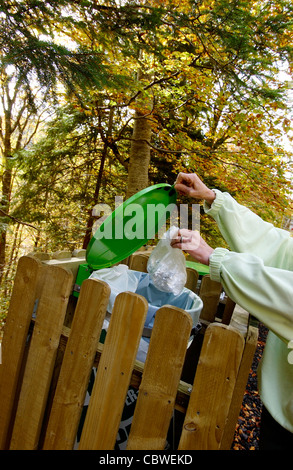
[199,275,222,323]
[127,306,192,450]
[0,256,41,449]
[78,291,148,450]
[220,324,258,449]
[178,323,244,450]
[9,264,73,450]
[43,278,110,449]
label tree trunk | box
[0,176,11,281]
[0,127,13,282]
[126,61,153,199]
[126,109,152,199]
[0,70,43,282]
[82,108,114,248]
[82,143,108,249]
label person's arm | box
[171,229,293,350]
[204,189,293,270]
[175,172,293,270]
[175,172,216,204]
[170,229,214,265]
[210,247,293,350]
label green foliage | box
[14,104,128,250]
[0,1,120,98]
[14,0,293,238]
[1,0,293,321]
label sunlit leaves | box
[9,0,293,249]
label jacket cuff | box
[288,340,293,365]
[203,189,224,215]
[209,247,230,283]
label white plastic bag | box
[89,264,140,312]
[147,226,187,295]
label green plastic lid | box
[86,183,177,269]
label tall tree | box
[121,0,293,212]
[0,67,49,279]
[15,104,129,250]
[82,0,293,205]
[13,0,293,254]
[0,0,128,275]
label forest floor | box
[232,323,268,450]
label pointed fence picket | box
[0,254,258,450]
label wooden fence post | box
[43,279,111,449]
[9,264,73,450]
[78,291,148,450]
[178,323,244,450]
[0,256,41,449]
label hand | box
[170,228,214,266]
[175,172,216,205]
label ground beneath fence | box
[232,323,268,450]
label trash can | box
[89,265,203,362]
[73,183,203,449]
[72,183,178,298]
[76,264,203,450]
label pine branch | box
[0,208,38,230]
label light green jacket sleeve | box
[209,247,293,347]
[205,190,293,431]
[204,190,293,348]
[204,189,293,270]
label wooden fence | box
[0,252,258,450]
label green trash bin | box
[86,183,177,270]
[74,183,203,450]
[73,183,177,297]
